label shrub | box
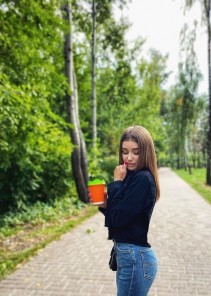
[0,74,73,212]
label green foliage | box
[0,0,67,119]
[163,22,206,170]
[0,194,84,232]
[0,75,72,211]
[99,156,119,183]
[94,46,168,160]
[0,1,74,212]
[0,0,65,82]
[87,138,119,183]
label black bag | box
[109,246,117,271]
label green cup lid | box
[88,178,105,186]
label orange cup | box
[88,178,106,205]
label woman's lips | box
[124,162,135,167]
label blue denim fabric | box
[115,243,158,296]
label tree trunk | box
[177,152,180,169]
[63,3,88,202]
[197,151,201,168]
[206,0,211,185]
[203,149,207,168]
[192,151,196,168]
[91,0,97,148]
[73,69,89,185]
[184,138,192,174]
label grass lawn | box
[174,168,211,204]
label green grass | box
[174,168,211,204]
[0,204,98,280]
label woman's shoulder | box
[134,170,156,198]
[133,170,155,185]
[134,169,153,178]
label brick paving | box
[0,168,211,296]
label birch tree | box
[184,0,211,184]
[91,0,97,148]
[63,2,89,203]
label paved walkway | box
[0,168,211,296]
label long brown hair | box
[119,126,160,200]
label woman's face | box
[121,140,139,171]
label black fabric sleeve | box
[98,181,123,217]
[98,207,106,215]
[107,180,123,197]
[104,180,123,227]
[106,172,151,228]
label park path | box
[0,168,211,296]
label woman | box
[99,125,160,296]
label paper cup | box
[88,178,106,205]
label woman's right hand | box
[114,162,127,181]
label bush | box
[0,75,73,212]
[99,155,118,183]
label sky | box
[115,0,208,94]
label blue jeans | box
[115,243,158,296]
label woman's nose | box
[128,153,132,160]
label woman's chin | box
[127,167,136,171]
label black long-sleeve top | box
[99,169,157,247]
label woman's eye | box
[134,152,139,155]
[122,151,128,154]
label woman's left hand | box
[89,191,107,208]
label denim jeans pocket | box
[139,248,158,280]
[116,243,131,253]
[116,243,134,268]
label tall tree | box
[166,22,202,170]
[90,0,129,148]
[179,23,202,170]
[91,0,97,148]
[73,0,130,144]
[184,0,211,184]
[63,2,89,203]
